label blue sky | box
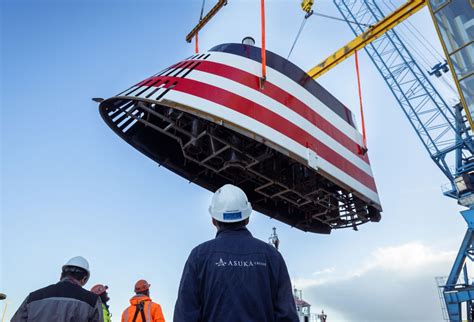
[1,0,468,321]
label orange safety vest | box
[121,295,165,322]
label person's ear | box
[212,218,218,228]
[80,276,89,287]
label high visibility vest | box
[102,303,111,322]
[122,299,165,322]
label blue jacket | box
[174,227,298,322]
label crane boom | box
[307,0,474,132]
[307,0,426,79]
[334,0,473,185]
[333,1,474,321]
[185,0,227,43]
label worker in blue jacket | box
[174,184,298,322]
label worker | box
[91,284,112,322]
[174,184,299,322]
[122,279,165,322]
[11,256,103,322]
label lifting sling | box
[354,50,368,153]
[132,301,146,322]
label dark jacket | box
[11,279,103,322]
[174,227,298,322]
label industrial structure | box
[292,288,328,322]
[311,1,473,320]
[97,0,473,320]
[98,42,382,234]
[268,228,327,322]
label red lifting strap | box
[195,32,199,54]
[260,0,267,85]
[355,50,367,152]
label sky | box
[1,0,470,321]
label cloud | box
[313,268,336,276]
[293,242,456,322]
[350,242,455,277]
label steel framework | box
[333,0,474,320]
[100,96,380,234]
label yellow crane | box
[306,0,425,78]
[304,0,474,131]
[302,1,473,321]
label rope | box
[380,1,457,97]
[312,12,372,28]
[287,10,372,60]
[260,0,267,83]
[195,0,206,54]
[199,0,206,20]
[355,50,367,150]
[384,0,444,62]
[194,0,206,54]
[288,14,309,59]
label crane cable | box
[200,0,206,19]
[380,1,457,97]
[355,50,368,151]
[195,0,206,53]
[313,12,372,28]
[287,13,310,59]
[261,0,267,85]
[385,0,445,62]
[287,10,372,60]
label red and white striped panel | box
[124,50,381,207]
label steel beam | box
[308,0,425,78]
[185,0,227,43]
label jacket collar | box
[216,227,252,238]
[60,277,82,286]
[130,294,152,305]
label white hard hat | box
[62,256,90,275]
[209,184,252,223]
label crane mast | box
[332,0,473,184]
[330,0,474,320]
[427,0,474,135]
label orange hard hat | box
[91,284,108,295]
[134,279,151,293]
